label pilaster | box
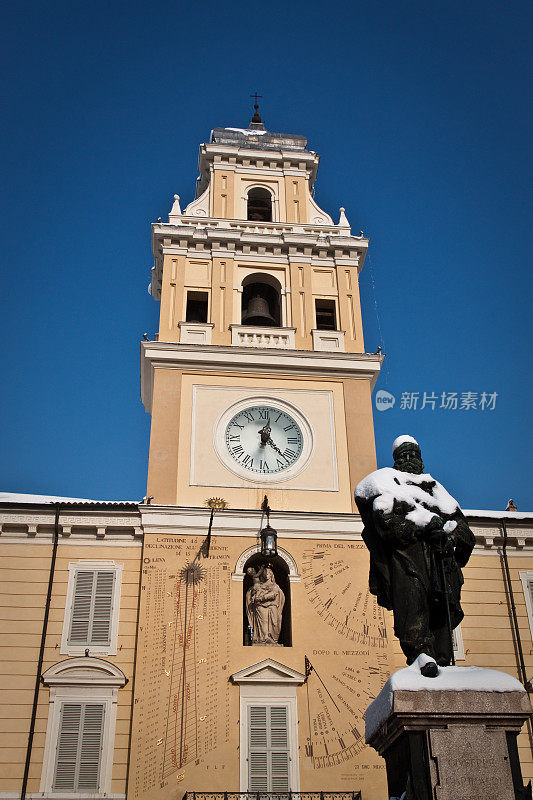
[212,165,236,219]
[337,263,365,353]
[289,260,314,349]
[284,175,307,223]
[343,378,378,511]
[211,255,234,345]
[146,368,183,504]
[158,253,186,342]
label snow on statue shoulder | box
[355,436,475,672]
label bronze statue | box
[355,435,475,674]
[245,564,285,645]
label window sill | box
[60,645,117,657]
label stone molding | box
[231,658,305,685]
[149,220,368,296]
[42,657,127,688]
[232,543,301,582]
[196,141,320,196]
[138,505,364,539]
[0,508,142,540]
[140,340,382,411]
[1,504,533,549]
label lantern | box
[260,524,278,557]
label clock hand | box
[257,422,290,463]
[266,436,290,463]
[258,419,271,446]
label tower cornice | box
[196,141,320,195]
[149,220,368,300]
[140,340,382,412]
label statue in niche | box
[246,564,285,645]
[355,435,475,675]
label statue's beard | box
[394,456,424,474]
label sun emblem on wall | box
[180,561,206,585]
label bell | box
[242,294,276,326]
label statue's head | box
[393,436,424,474]
[262,567,275,583]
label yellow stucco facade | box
[1,119,532,800]
[2,508,533,800]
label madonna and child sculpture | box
[246,565,285,645]
[355,435,475,676]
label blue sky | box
[1,0,531,509]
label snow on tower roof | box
[210,126,308,152]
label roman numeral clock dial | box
[224,405,304,474]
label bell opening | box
[247,187,272,222]
[241,281,280,327]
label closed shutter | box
[528,579,533,611]
[53,703,105,791]
[248,705,290,791]
[68,569,115,646]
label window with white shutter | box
[62,562,122,655]
[248,704,290,791]
[53,702,105,792]
[40,658,126,797]
[520,571,533,643]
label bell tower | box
[131,111,394,800]
[141,110,382,511]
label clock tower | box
[131,111,394,800]
[142,113,381,512]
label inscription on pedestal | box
[430,725,514,800]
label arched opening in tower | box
[247,187,273,222]
[241,273,282,327]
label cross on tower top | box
[249,92,263,127]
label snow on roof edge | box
[0,492,137,507]
[463,509,533,520]
[1,493,532,518]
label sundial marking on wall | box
[162,561,202,776]
[303,653,389,769]
[302,546,388,647]
[301,543,393,769]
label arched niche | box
[233,543,300,582]
[241,272,282,327]
[242,553,292,647]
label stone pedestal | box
[365,662,532,800]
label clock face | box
[224,405,304,474]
